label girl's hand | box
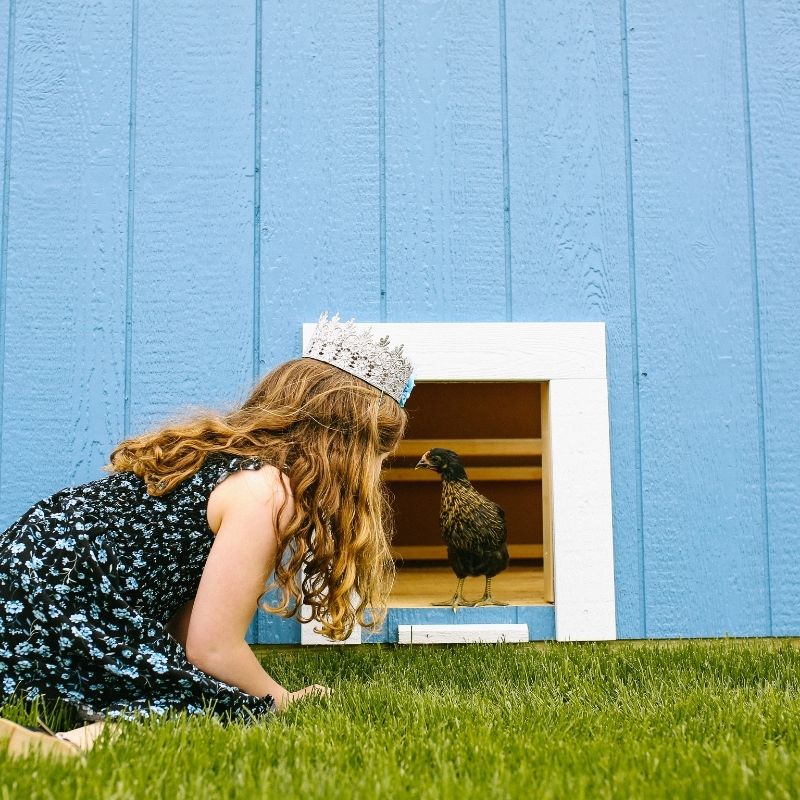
[278,684,332,710]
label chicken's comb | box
[303,313,415,407]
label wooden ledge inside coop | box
[387,563,545,608]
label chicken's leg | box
[431,577,473,612]
[470,576,508,607]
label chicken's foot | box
[470,576,508,607]
[431,577,473,612]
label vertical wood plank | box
[550,379,616,641]
[743,0,800,634]
[257,0,381,642]
[383,0,506,321]
[627,0,767,636]
[260,0,380,368]
[130,1,255,430]
[0,1,130,526]
[505,3,641,635]
[0,0,8,219]
[0,0,11,516]
[540,382,554,604]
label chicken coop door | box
[385,381,551,608]
[301,322,616,643]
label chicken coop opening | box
[383,381,552,608]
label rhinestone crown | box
[303,313,415,406]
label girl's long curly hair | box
[108,358,407,640]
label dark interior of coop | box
[383,381,551,608]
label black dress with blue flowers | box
[0,453,276,721]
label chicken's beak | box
[415,451,432,470]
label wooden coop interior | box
[383,381,553,608]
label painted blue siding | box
[626,1,769,637]
[0,0,10,512]
[0,1,798,642]
[744,0,800,636]
[261,0,382,366]
[384,1,507,320]
[131,1,256,433]
[504,2,640,637]
[1,0,129,510]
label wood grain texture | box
[384,466,541,482]
[0,0,7,215]
[392,544,543,561]
[505,2,642,636]
[541,382,554,603]
[0,0,10,517]
[246,584,301,645]
[390,564,545,608]
[246,610,300,646]
[394,438,542,457]
[0,1,130,527]
[259,0,381,369]
[627,0,768,637]
[743,0,800,634]
[383,0,506,320]
[128,1,255,432]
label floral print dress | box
[0,453,276,721]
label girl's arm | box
[182,466,324,710]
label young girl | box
[0,314,414,758]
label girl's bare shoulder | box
[207,462,294,535]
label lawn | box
[2,640,800,799]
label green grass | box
[3,640,800,799]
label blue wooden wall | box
[1,1,798,640]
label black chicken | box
[415,448,509,610]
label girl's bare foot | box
[54,721,113,751]
[0,717,81,759]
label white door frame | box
[302,321,616,642]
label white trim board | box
[302,321,616,642]
[300,617,362,645]
[398,624,529,644]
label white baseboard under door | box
[397,624,529,644]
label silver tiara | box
[303,313,415,406]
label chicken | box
[415,448,509,610]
